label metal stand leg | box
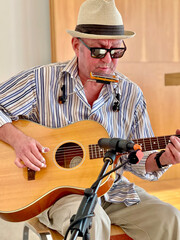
[23,226,29,240]
[23,224,53,240]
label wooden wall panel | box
[118,0,180,62]
[49,0,84,62]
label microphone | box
[98,138,142,153]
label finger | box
[17,150,47,171]
[14,157,26,168]
[36,141,50,153]
[41,147,50,153]
[175,136,180,143]
[15,156,41,171]
[168,139,180,160]
[170,136,180,150]
[30,143,47,164]
[166,142,179,164]
[176,129,180,135]
[26,151,47,168]
[162,144,176,165]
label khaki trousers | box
[39,186,180,240]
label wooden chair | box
[23,217,133,240]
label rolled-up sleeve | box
[122,151,170,181]
[0,110,12,126]
[122,88,170,181]
[0,69,38,127]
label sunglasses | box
[78,38,126,59]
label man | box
[0,0,180,239]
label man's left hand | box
[160,129,180,166]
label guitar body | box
[0,120,115,222]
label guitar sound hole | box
[55,142,83,168]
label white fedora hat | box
[67,0,135,39]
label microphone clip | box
[113,91,120,112]
[128,149,144,164]
[59,85,67,104]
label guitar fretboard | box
[88,134,180,160]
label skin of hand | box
[146,129,180,172]
[0,123,50,171]
[13,134,50,171]
[160,129,180,166]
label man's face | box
[72,38,123,81]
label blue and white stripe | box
[0,57,166,206]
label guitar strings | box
[53,134,180,159]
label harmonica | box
[90,72,119,84]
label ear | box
[71,37,80,57]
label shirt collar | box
[62,56,78,79]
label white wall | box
[0,0,51,82]
[0,1,51,236]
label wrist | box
[154,150,168,169]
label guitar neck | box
[133,134,180,152]
[89,134,180,159]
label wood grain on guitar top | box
[0,120,114,222]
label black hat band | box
[75,24,124,35]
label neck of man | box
[79,72,104,107]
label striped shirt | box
[0,57,167,206]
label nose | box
[102,51,112,63]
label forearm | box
[0,123,23,148]
[145,152,162,172]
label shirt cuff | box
[0,110,12,127]
[124,151,170,181]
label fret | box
[92,145,95,158]
[89,144,93,159]
[157,136,160,149]
[143,138,146,151]
[149,138,153,150]
[101,146,105,158]
[164,135,167,146]
[166,136,171,144]
[94,144,98,159]
[96,145,101,158]
[99,146,105,158]
[157,136,162,149]
[96,145,99,158]
[102,148,105,157]
[149,137,159,150]
[158,136,167,149]
[92,144,95,158]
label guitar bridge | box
[27,168,36,180]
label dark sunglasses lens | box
[111,49,126,58]
[91,49,107,58]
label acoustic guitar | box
[0,120,178,222]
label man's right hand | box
[0,123,50,171]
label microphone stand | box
[65,148,143,240]
[65,150,117,240]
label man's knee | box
[155,203,180,225]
